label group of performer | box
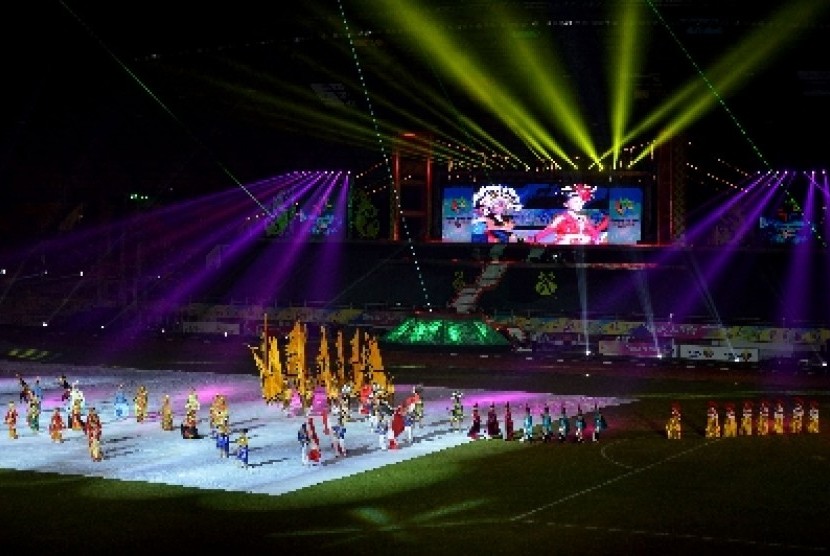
[5,395,104,462]
[29,373,817,469]
[667,398,820,439]
[3,374,254,466]
[294,383,429,465]
[451,393,608,444]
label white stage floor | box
[0,361,632,496]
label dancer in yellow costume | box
[773,400,785,434]
[722,403,737,437]
[705,401,721,439]
[807,400,820,434]
[757,400,771,436]
[666,402,681,440]
[70,397,85,431]
[739,400,753,436]
[209,394,228,437]
[790,398,804,434]
[134,385,149,423]
[160,394,175,431]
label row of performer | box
[666,398,820,440]
[448,392,609,443]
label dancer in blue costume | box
[113,385,130,420]
[557,405,570,443]
[521,404,533,442]
[540,404,553,442]
[592,405,607,442]
[235,429,249,468]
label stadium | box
[2,1,829,553]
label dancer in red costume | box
[49,407,65,443]
[503,402,514,441]
[307,417,321,465]
[532,184,609,245]
[467,403,482,440]
[389,406,405,449]
[485,402,501,439]
[85,406,103,461]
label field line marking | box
[511,440,716,522]
[599,439,633,469]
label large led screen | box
[758,197,811,246]
[442,182,643,245]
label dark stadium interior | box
[2,1,829,366]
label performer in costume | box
[185,388,201,420]
[402,409,414,444]
[389,406,405,449]
[773,400,785,434]
[705,401,721,439]
[66,382,86,416]
[208,394,221,437]
[339,384,352,423]
[49,407,65,443]
[160,394,175,431]
[449,391,464,432]
[181,388,201,438]
[113,385,130,420]
[521,404,534,442]
[574,406,586,443]
[557,405,570,443]
[722,403,737,437]
[4,401,19,439]
[235,429,250,468]
[740,400,753,436]
[134,385,149,423]
[504,402,514,441]
[26,394,41,434]
[17,374,32,403]
[375,412,389,451]
[57,374,71,403]
[592,405,607,442]
[69,397,85,431]
[540,404,553,443]
[298,422,311,464]
[331,418,347,456]
[757,400,771,436]
[482,402,499,440]
[359,383,373,416]
[180,406,199,439]
[307,417,321,464]
[531,184,609,245]
[321,408,331,436]
[807,400,820,434]
[367,394,381,433]
[216,417,231,458]
[32,378,43,403]
[666,402,682,440]
[471,184,523,243]
[412,385,425,428]
[85,406,103,462]
[467,403,482,440]
[209,394,228,438]
[790,398,804,434]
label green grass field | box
[3,357,829,554]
